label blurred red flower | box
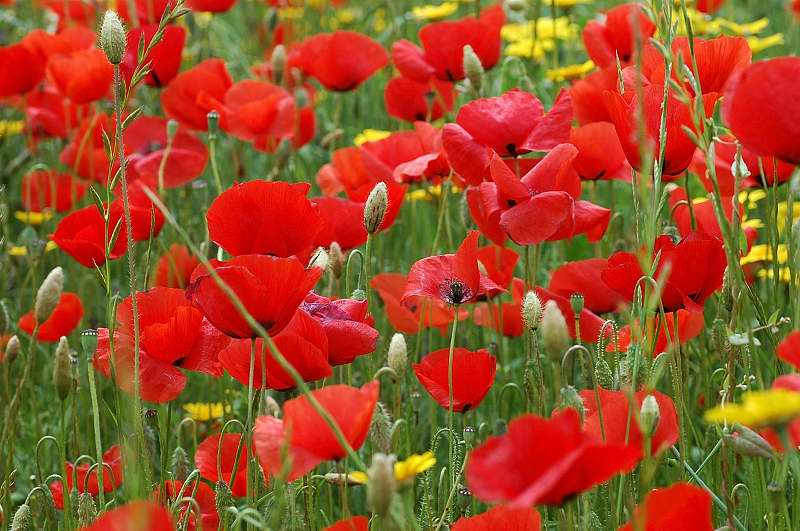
[290,31,387,91]
[18,292,84,342]
[582,3,655,68]
[608,309,705,356]
[473,277,525,338]
[324,516,369,531]
[154,244,200,289]
[569,122,631,181]
[21,169,87,212]
[122,24,186,87]
[49,445,123,509]
[81,501,174,531]
[778,331,800,370]
[413,347,496,412]
[668,187,757,247]
[302,292,378,366]
[46,48,113,104]
[195,434,255,497]
[452,505,541,531]
[162,59,232,131]
[384,75,455,123]
[118,0,174,24]
[549,258,626,314]
[158,480,219,531]
[186,0,237,12]
[0,42,45,97]
[620,482,713,531]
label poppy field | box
[2,0,800,529]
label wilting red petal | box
[195,434,253,497]
[18,292,84,342]
[413,347,496,412]
[620,482,713,531]
[452,505,541,531]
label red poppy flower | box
[188,255,322,338]
[473,278,525,338]
[384,75,455,122]
[582,3,655,68]
[253,381,379,480]
[302,292,378,366]
[124,115,209,189]
[195,434,254,497]
[94,287,230,403]
[473,145,611,245]
[18,292,84,342]
[609,310,705,356]
[536,286,609,344]
[442,89,572,184]
[324,516,369,531]
[691,136,795,195]
[371,273,464,335]
[620,482,713,531]
[778,331,800,369]
[207,181,322,258]
[722,57,800,164]
[108,181,166,242]
[49,445,123,509]
[604,85,716,177]
[580,388,679,458]
[401,4,505,82]
[570,122,631,181]
[549,258,625,314]
[570,66,618,125]
[122,24,186,88]
[21,169,87,212]
[22,26,96,61]
[161,59,232,131]
[697,0,725,12]
[59,112,113,183]
[39,0,95,28]
[290,31,387,91]
[0,42,45,97]
[762,375,800,451]
[452,505,541,531]
[668,187,757,247]
[158,480,219,531]
[403,231,504,306]
[46,48,113,104]
[467,408,639,506]
[118,0,174,24]
[312,197,370,250]
[25,85,76,139]
[186,0,237,12]
[154,244,200,288]
[601,232,727,313]
[413,347,496,412]
[51,204,127,267]
[219,309,332,390]
[476,244,519,290]
[81,501,174,531]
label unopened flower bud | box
[0,299,10,334]
[720,267,734,313]
[570,293,584,315]
[370,401,393,454]
[352,288,366,301]
[100,11,126,65]
[462,44,484,93]
[522,290,543,330]
[308,247,329,271]
[363,182,388,234]
[5,335,20,364]
[76,493,97,527]
[215,480,235,526]
[329,242,345,279]
[595,356,613,388]
[170,446,191,481]
[166,119,179,142]
[367,453,396,517]
[731,149,751,180]
[387,333,407,376]
[271,44,287,85]
[53,336,73,401]
[207,111,220,138]
[35,266,63,324]
[726,424,774,460]
[505,0,529,11]
[639,395,660,438]
[559,385,585,422]
[541,300,570,357]
[262,394,281,418]
[10,503,32,531]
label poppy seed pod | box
[522,290,543,330]
[207,111,220,137]
[387,333,407,376]
[76,493,97,528]
[367,453,397,517]
[10,503,32,531]
[53,336,73,400]
[363,182,389,234]
[541,300,569,357]
[570,293,585,315]
[5,335,20,364]
[100,11,126,65]
[463,44,484,92]
[35,267,64,325]
[639,395,660,438]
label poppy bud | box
[463,425,476,446]
[595,356,613,388]
[76,493,97,527]
[639,395,660,438]
[559,385,585,423]
[570,293,584,315]
[5,335,20,364]
[505,0,528,11]
[521,290,543,330]
[370,402,393,454]
[215,480,235,526]
[367,453,397,518]
[720,267,734,313]
[35,266,64,324]
[0,299,10,334]
[261,393,281,418]
[463,44,484,93]
[541,300,570,357]
[726,424,774,460]
[308,247,329,271]
[100,11,126,65]
[271,45,287,86]
[387,333,407,376]
[730,149,751,180]
[10,503,31,531]
[363,182,388,234]
[352,288,366,301]
[170,446,190,481]
[329,242,345,279]
[207,111,220,139]
[166,119,179,142]
[53,336,73,401]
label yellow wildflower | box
[7,241,58,257]
[705,389,800,427]
[406,184,463,202]
[757,268,792,283]
[183,402,229,422]
[278,7,304,21]
[505,38,554,59]
[546,60,594,82]
[0,120,25,137]
[336,8,356,24]
[350,452,436,485]
[740,244,788,266]
[15,210,53,225]
[748,34,784,54]
[354,129,391,146]
[552,0,592,7]
[373,9,387,33]
[502,18,578,42]
[412,2,458,21]
[716,17,769,36]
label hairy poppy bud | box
[100,11,126,65]
[207,111,220,138]
[0,299,10,334]
[367,453,396,518]
[559,385,585,423]
[352,288,366,301]
[726,424,774,460]
[170,446,190,481]
[370,402,393,454]
[463,44,484,93]
[363,182,388,234]
[10,503,31,531]
[387,333,407,376]
[166,119,179,142]
[639,395,660,438]
[215,480,235,526]
[261,393,281,418]
[570,293,584,315]
[328,242,345,279]
[5,335,20,364]
[271,44,287,85]
[308,247,329,271]
[76,493,97,527]
[505,0,528,11]
[720,267,734,313]
[595,356,613,388]
[35,266,63,324]
[521,291,542,330]
[541,300,569,357]
[53,336,73,400]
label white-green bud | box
[363,182,388,234]
[271,44,287,85]
[329,242,344,279]
[387,333,407,376]
[462,44,484,92]
[541,300,569,357]
[367,453,396,518]
[308,247,329,271]
[639,395,660,438]
[53,336,73,401]
[5,335,20,364]
[100,11,126,65]
[35,266,63,324]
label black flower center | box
[438,278,473,305]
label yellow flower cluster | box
[0,120,25,138]
[502,18,580,60]
[354,129,391,146]
[678,8,783,54]
[412,2,458,21]
[183,402,229,421]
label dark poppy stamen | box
[438,278,473,305]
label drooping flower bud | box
[367,453,397,518]
[53,336,73,401]
[35,266,63,325]
[370,402,393,454]
[387,333,407,376]
[262,393,281,418]
[462,44,484,93]
[5,335,20,364]
[595,356,613,388]
[10,503,32,531]
[308,247,329,271]
[207,111,220,139]
[76,493,97,527]
[726,424,775,460]
[100,11,126,65]
[559,385,585,423]
[363,182,388,234]
[521,290,542,330]
[271,44,287,86]
[170,446,191,481]
[541,300,569,357]
[731,147,751,180]
[329,242,345,279]
[639,395,660,438]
